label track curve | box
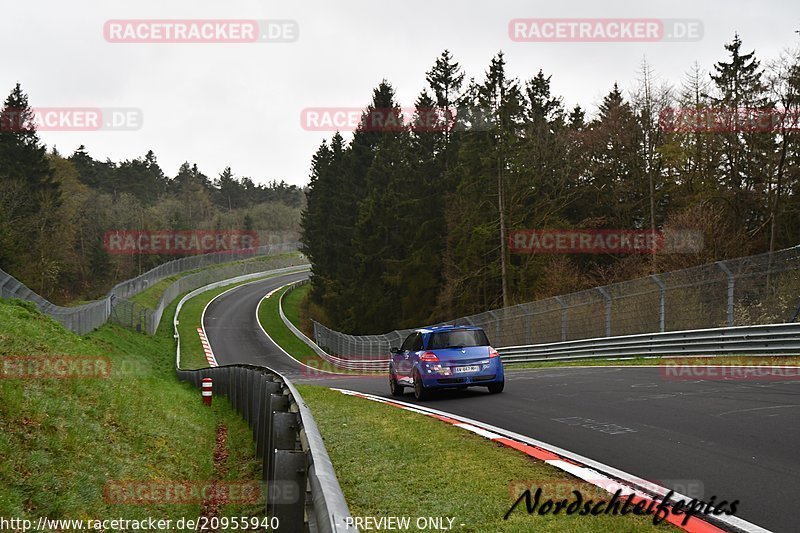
[203,271,800,532]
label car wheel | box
[389,370,404,396]
[413,370,430,401]
[487,381,504,394]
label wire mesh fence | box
[313,245,800,358]
[0,242,303,335]
[0,271,112,335]
[139,249,307,334]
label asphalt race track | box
[203,272,800,532]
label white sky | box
[2,0,798,187]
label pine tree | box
[440,53,524,313]
[387,91,447,327]
[214,166,240,211]
[425,50,465,171]
[0,83,60,273]
[579,83,646,228]
[708,34,776,241]
[0,83,59,216]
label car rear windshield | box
[427,329,489,349]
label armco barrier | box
[279,280,388,372]
[497,322,800,363]
[174,272,354,532]
[176,365,355,532]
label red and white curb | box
[332,389,769,533]
[196,327,218,367]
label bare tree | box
[630,58,674,270]
[764,46,800,262]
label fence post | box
[716,261,735,327]
[487,311,501,344]
[555,296,567,341]
[526,313,533,344]
[650,274,666,332]
[597,287,612,337]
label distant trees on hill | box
[0,83,303,302]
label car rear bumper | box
[418,360,505,388]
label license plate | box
[453,365,480,374]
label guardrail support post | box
[716,261,735,327]
[256,382,281,458]
[597,287,612,337]
[650,274,666,332]
[555,297,567,341]
[268,450,307,533]
[248,371,260,428]
[263,394,290,479]
[267,411,304,530]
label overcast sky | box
[2,0,798,187]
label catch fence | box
[313,245,800,357]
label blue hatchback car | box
[389,325,505,400]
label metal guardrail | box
[174,271,355,532]
[279,280,388,372]
[176,365,355,533]
[498,323,800,363]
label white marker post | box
[201,377,213,406]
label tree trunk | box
[498,148,509,308]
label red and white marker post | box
[201,377,213,406]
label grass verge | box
[297,385,675,532]
[281,282,309,332]
[0,299,262,523]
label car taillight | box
[420,351,439,362]
[488,348,499,358]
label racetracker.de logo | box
[509,18,703,42]
[508,229,703,254]
[103,230,259,255]
[103,481,262,505]
[0,108,142,131]
[103,19,298,43]
[0,356,111,379]
[661,362,800,381]
[660,107,800,133]
[300,358,386,379]
[300,107,456,132]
